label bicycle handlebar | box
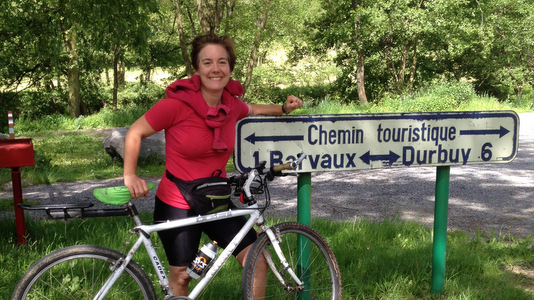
[230,153,307,205]
[271,153,307,173]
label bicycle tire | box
[242,222,342,299]
[12,244,157,300]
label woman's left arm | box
[249,95,303,116]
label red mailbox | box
[0,139,35,168]
[1,138,35,245]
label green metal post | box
[297,172,311,226]
[431,166,451,294]
[297,172,312,300]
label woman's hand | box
[249,95,303,116]
[124,174,150,199]
[283,95,303,114]
[123,115,156,199]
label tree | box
[242,0,270,95]
[87,1,157,111]
[174,0,195,77]
[469,0,534,99]
[307,0,534,103]
[0,0,158,116]
[0,0,66,107]
[309,0,375,103]
[170,0,277,97]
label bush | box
[382,81,477,112]
[81,77,112,114]
[118,82,165,109]
[17,90,67,120]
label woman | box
[123,34,302,296]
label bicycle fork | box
[259,225,305,292]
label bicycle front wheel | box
[12,245,157,300]
[242,222,342,299]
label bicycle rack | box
[19,202,132,220]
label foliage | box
[118,82,166,109]
[2,0,533,120]
[306,0,534,104]
[381,81,477,112]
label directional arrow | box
[460,126,510,138]
[245,133,304,145]
[359,151,401,166]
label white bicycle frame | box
[94,169,304,300]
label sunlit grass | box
[2,216,534,299]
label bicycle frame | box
[94,186,303,299]
[93,205,257,299]
[94,154,309,299]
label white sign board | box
[234,111,519,173]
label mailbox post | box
[1,112,35,245]
[0,139,35,245]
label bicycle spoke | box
[12,245,156,300]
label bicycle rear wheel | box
[12,245,157,300]
[242,222,342,299]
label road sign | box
[234,111,519,173]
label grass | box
[1,215,534,299]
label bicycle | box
[12,153,342,300]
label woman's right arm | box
[124,115,157,199]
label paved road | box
[2,113,533,237]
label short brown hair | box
[191,34,236,72]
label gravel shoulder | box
[2,113,533,237]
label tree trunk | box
[175,0,194,76]
[196,0,211,34]
[398,43,409,90]
[356,50,368,104]
[353,0,368,104]
[406,35,418,93]
[384,35,399,89]
[61,23,82,117]
[242,0,270,97]
[67,66,81,116]
[112,47,122,111]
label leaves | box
[307,0,534,102]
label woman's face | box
[195,44,231,95]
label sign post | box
[235,111,519,295]
[297,172,312,300]
[431,165,450,293]
[1,112,35,245]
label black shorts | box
[153,196,257,267]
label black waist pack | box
[166,170,232,215]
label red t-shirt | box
[145,96,249,208]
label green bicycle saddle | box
[93,183,156,205]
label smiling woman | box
[121,33,303,297]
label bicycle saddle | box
[93,183,156,205]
